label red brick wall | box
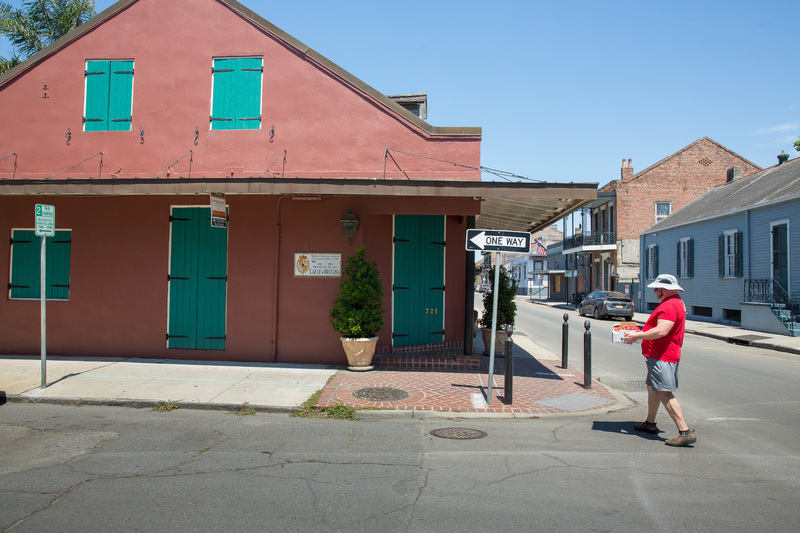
[610,138,760,240]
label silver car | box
[578,290,635,320]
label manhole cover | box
[430,428,487,440]
[352,387,410,401]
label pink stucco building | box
[0,0,594,364]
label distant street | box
[2,299,799,533]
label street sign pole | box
[40,235,47,388]
[486,251,501,404]
[465,229,529,404]
[35,204,55,389]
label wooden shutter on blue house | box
[735,231,744,278]
[85,60,133,131]
[210,57,263,130]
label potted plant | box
[479,266,518,355]
[329,246,385,371]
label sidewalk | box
[2,299,796,417]
[526,297,800,356]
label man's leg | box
[655,391,689,432]
[646,384,661,423]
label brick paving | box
[318,356,617,415]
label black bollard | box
[583,320,592,389]
[504,336,514,405]
[562,313,569,369]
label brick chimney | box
[621,158,634,181]
[726,166,742,182]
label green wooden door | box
[393,215,445,346]
[168,207,228,350]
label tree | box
[0,1,95,74]
[794,136,799,153]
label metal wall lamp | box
[340,209,359,238]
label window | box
[723,309,741,322]
[8,230,71,300]
[677,238,694,278]
[84,60,134,131]
[609,204,615,235]
[692,306,713,317]
[718,230,743,278]
[646,244,659,279]
[210,57,263,130]
[655,202,671,223]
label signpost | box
[210,193,227,228]
[466,229,531,404]
[35,204,55,388]
[466,229,530,253]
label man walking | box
[623,274,696,447]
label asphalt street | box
[1,401,798,532]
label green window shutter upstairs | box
[108,60,134,131]
[688,238,694,278]
[85,60,110,131]
[211,57,262,130]
[85,60,133,132]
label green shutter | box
[108,60,134,131]
[735,231,744,278]
[9,230,71,300]
[85,61,110,131]
[393,215,445,346]
[687,239,694,278]
[85,60,133,131]
[718,234,725,277]
[168,207,227,350]
[211,57,262,130]
[676,241,682,278]
[653,245,659,278]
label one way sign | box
[466,229,531,252]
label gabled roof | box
[0,0,477,137]
[641,157,800,234]
[599,137,761,190]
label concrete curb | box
[4,394,300,414]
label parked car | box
[577,290,634,320]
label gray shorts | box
[645,357,679,392]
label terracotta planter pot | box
[481,328,509,356]
[340,336,378,371]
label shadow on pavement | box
[591,420,665,441]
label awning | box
[0,176,597,234]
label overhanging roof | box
[0,177,597,234]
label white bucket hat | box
[647,274,684,292]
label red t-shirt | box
[642,294,686,363]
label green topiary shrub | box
[329,246,385,338]
[479,266,518,331]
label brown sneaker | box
[665,430,696,447]
[633,421,659,434]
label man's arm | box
[622,319,675,344]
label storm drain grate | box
[728,335,769,346]
[352,387,410,402]
[430,428,488,440]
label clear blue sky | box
[2,0,798,185]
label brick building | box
[562,137,761,304]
